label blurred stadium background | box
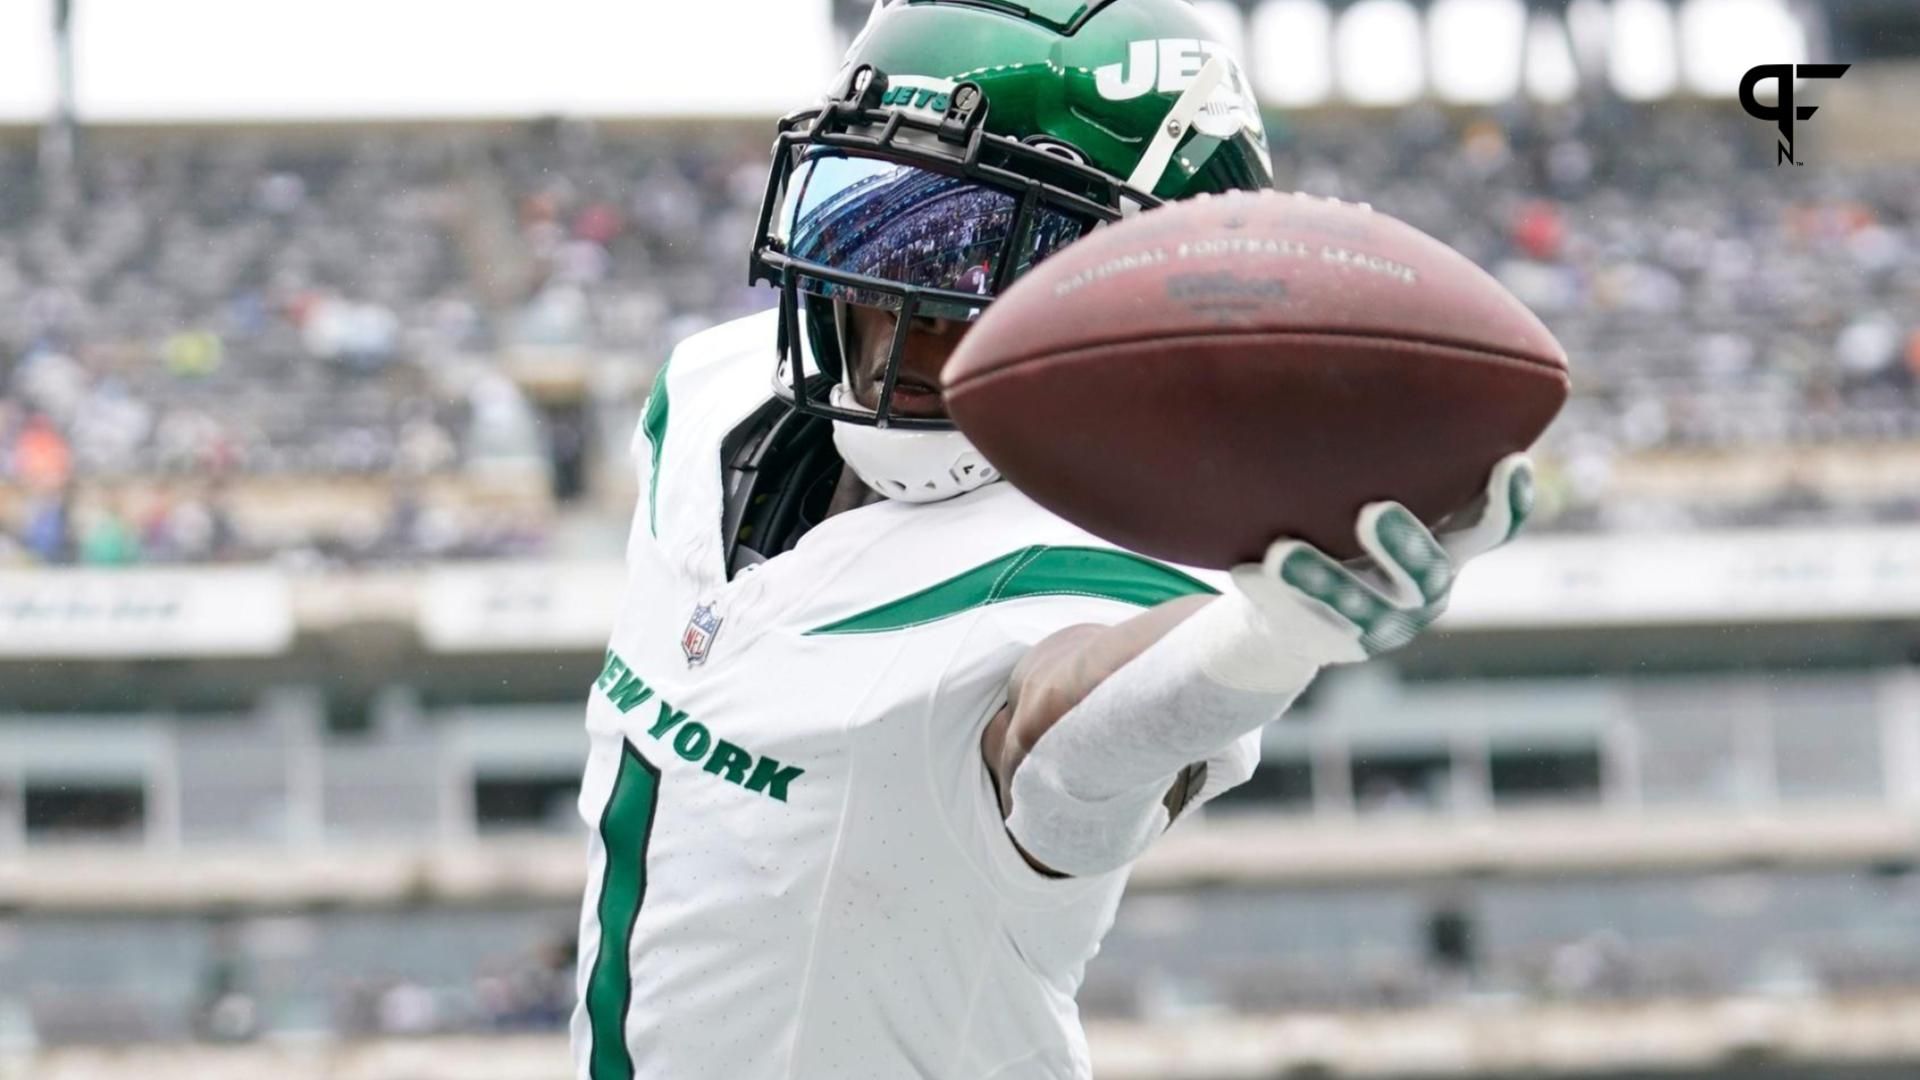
[3,0,1920,1077]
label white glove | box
[1001,455,1535,874]
[1229,453,1536,668]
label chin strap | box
[827,385,1000,504]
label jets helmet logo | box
[1094,39,1263,142]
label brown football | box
[942,190,1570,568]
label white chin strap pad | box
[829,384,1001,504]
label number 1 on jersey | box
[586,742,661,1080]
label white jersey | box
[572,310,1259,1080]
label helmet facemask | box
[750,65,1159,435]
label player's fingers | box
[1499,453,1538,531]
[1438,453,1536,564]
[1355,502,1451,607]
[1253,538,1398,630]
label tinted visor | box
[774,151,1087,320]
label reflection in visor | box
[777,153,1085,318]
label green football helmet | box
[749,0,1275,435]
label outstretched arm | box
[980,595,1214,875]
[982,454,1536,877]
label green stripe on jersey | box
[641,362,671,537]
[586,742,660,1080]
[806,545,1217,636]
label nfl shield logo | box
[682,602,722,667]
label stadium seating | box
[3,104,1916,561]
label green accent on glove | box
[1373,505,1453,603]
[1277,507,1454,660]
[1239,455,1537,665]
[1505,463,1536,543]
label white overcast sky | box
[0,0,1805,123]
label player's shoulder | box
[897,481,1217,574]
[631,310,779,570]
[637,309,771,476]
[933,483,1232,605]
[799,483,1227,639]
[651,309,780,418]
[663,309,779,379]
[639,309,776,457]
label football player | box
[572,1,1534,1077]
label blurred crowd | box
[0,121,767,566]
[1,102,1916,563]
